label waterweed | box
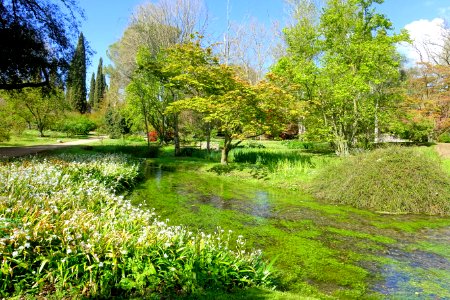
[0,153,272,298]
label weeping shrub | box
[309,147,450,215]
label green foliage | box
[282,140,314,150]
[66,33,87,114]
[154,40,291,163]
[1,87,67,137]
[232,148,316,173]
[310,147,450,215]
[0,102,12,141]
[93,57,106,110]
[103,106,130,139]
[247,141,266,149]
[0,153,272,298]
[88,72,96,107]
[389,114,434,143]
[438,132,450,143]
[0,0,82,90]
[0,127,10,142]
[55,114,96,136]
[275,0,408,155]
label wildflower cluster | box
[0,153,271,298]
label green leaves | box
[276,0,408,154]
[131,39,291,163]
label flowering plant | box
[0,153,271,298]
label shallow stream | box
[131,165,450,299]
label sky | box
[77,0,450,77]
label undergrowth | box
[0,153,271,298]
[310,147,450,215]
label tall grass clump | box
[0,153,271,298]
[232,148,315,171]
[310,147,450,215]
[231,148,334,182]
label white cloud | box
[399,18,448,65]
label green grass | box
[0,129,84,147]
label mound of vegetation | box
[310,147,450,215]
[0,153,271,298]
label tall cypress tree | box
[88,72,96,109]
[94,57,105,110]
[67,33,87,113]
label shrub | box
[148,130,158,142]
[0,153,271,298]
[309,147,450,215]
[282,140,314,150]
[247,141,266,149]
[147,145,159,158]
[56,114,97,136]
[104,108,131,139]
[0,126,10,142]
[438,132,450,143]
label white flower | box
[24,242,31,248]
[66,248,72,254]
[12,251,19,257]
[99,262,104,268]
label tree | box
[0,0,83,90]
[2,87,67,137]
[154,41,291,163]
[127,47,182,153]
[403,23,450,140]
[88,72,96,107]
[93,57,106,110]
[108,0,207,92]
[218,18,279,84]
[66,33,87,113]
[274,0,408,155]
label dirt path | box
[436,143,450,158]
[0,136,105,158]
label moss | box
[326,227,396,244]
[407,241,450,260]
[126,143,450,299]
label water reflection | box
[253,191,271,218]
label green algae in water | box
[131,163,450,299]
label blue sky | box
[78,0,450,76]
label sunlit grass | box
[0,129,84,147]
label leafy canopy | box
[0,0,83,90]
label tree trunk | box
[205,122,211,153]
[38,126,45,137]
[298,116,306,138]
[374,98,379,143]
[335,137,349,156]
[140,98,151,149]
[173,114,181,156]
[221,134,232,164]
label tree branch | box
[0,80,50,90]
